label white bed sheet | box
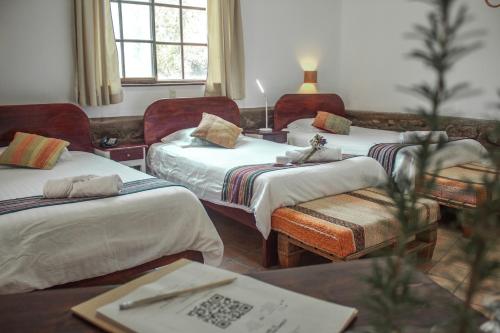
[0,152,223,294]
[287,125,488,187]
[148,133,387,239]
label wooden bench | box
[271,187,440,268]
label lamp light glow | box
[255,79,272,133]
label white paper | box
[98,262,357,333]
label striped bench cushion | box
[271,187,440,259]
[422,163,498,208]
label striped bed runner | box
[0,178,180,216]
[221,155,358,207]
[272,187,440,258]
[367,138,467,175]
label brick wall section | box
[90,108,500,150]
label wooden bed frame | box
[273,93,346,130]
[144,97,278,267]
[0,103,204,288]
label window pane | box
[122,4,151,40]
[116,42,123,78]
[155,6,180,42]
[157,45,182,80]
[111,2,121,39]
[182,9,207,43]
[124,42,153,77]
[183,0,206,8]
[184,45,207,80]
[156,0,179,4]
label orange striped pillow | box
[312,111,352,135]
[0,132,69,169]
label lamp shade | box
[304,71,317,84]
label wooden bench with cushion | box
[271,187,440,268]
[420,162,497,209]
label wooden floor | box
[208,210,500,315]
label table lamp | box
[256,79,272,133]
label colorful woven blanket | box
[367,138,466,176]
[0,178,179,216]
[221,155,357,207]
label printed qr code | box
[187,293,253,329]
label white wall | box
[337,0,500,120]
[0,0,341,118]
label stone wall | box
[90,108,500,150]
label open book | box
[95,261,357,333]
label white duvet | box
[0,152,223,294]
[286,122,488,188]
[148,129,387,239]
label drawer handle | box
[126,153,131,158]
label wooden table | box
[0,259,485,332]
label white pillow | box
[0,146,71,169]
[287,118,324,132]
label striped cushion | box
[272,187,440,258]
[313,111,352,135]
[0,132,69,170]
[191,113,242,148]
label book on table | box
[72,259,357,333]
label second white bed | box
[148,129,388,239]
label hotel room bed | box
[0,104,223,294]
[144,97,388,266]
[275,94,488,188]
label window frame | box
[111,0,208,86]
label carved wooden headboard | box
[273,94,346,130]
[0,103,93,152]
[143,97,241,146]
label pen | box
[119,277,237,311]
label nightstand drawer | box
[110,147,144,162]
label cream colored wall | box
[337,0,500,120]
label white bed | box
[285,120,488,188]
[0,151,223,294]
[147,129,388,239]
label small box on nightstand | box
[94,143,147,172]
[243,130,288,144]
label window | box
[110,0,208,84]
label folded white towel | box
[285,146,342,163]
[399,131,448,144]
[43,175,97,198]
[69,175,123,198]
[43,174,123,199]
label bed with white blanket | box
[0,104,223,294]
[143,97,388,266]
[274,94,488,188]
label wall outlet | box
[169,89,177,99]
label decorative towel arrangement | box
[1,178,178,216]
[43,174,123,199]
[222,156,357,207]
[399,131,448,144]
[282,146,342,164]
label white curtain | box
[74,0,123,106]
[205,0,245,100]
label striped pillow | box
[313,111,352,135]
[191,113,242,148]
[0,132,69,169]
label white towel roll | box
[43,175,97,198]
[285,146,342,163]
[69,174,123,198]
[399,131,448,144]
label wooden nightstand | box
[94,143,147,172]
[243,130,288,144]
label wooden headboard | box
[0,103,93,152]
[273,94,346,130]
[144,97,241,146]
